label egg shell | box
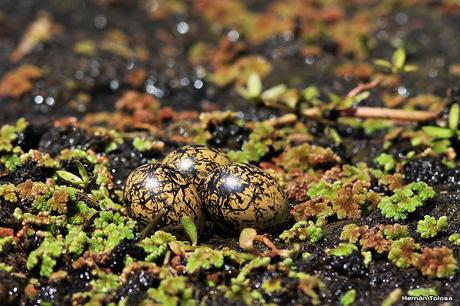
[202,163,290,232]
[123,163,204,232]
[162,145,231,188]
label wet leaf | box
[56,170,84,186]
[422,126,454,139]
[261,84,287,101]
[75,160,89,185]
[392,48,406,70]
[373,59,392,69]
[181,216,198,246]
[448,103,459,131]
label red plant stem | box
[302,107,439,122]
[340,107,439,122]
[347,79,381,98]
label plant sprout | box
[422,103,460,139]
[374,47,418,74]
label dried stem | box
[341,107,439,122]
[302,107,439,122]
[136,207,169,241]
[347,79,381,98]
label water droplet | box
[305,56,315,65]
[34,95,44,104]
[146,84,164,98]
[227,30,239,42]
[45,97,55,106]
[176,21,189,34]
[397,86,409,97]
[110,79,120,90]
[194,79,203,89]
[94,14,107,29]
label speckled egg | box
[202,163,290,232]
[123,163,204,231]
[162,145,231,188]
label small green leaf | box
[247,72,262,98]
[74,160,89,185]
[375,153,395,172]
[57,170,84,186]
[353,91,370,104]
[181,216,198,246]
[449,104,459,131]
[373,59,392,68]
[408,288,437,297]
[403,65,418,72]
[392,48,406,70]
[326,243,358,256]
[340,289,356,306]
[303,86,319,101]
[327,127,342,144]
[261,84,287,101]
[422,126,454,139]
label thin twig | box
[346,79,381,98]
[136,207,169,241]
[301,107,439,122]
[247,113,298,130]
[340,107,439,122]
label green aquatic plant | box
[27,235,64,277]
[388,237,420,268]
[448,233,460,246]
[326,243,358,256]
[0,236,14,253]
[144,276,194,306]
[374,47,417,74]
[340,289,356,306]
[0,118,27,147]
[289,271,324,305]
[382,224,409,240]
[280,220,322,244]
[374,153,396,173]
[186,247,253,274]
[227,122,274,163]
[416,215,447,239]
[1,152,22,171]
[407,287,437,297]
[64,225,89,257]
[132,136,163,153]
[0,183,18,202]
[414,246,458,278]
[90,270,119,294]
[261,278,282,293]
[231,257,270,287]
[186,247,225,273]
[307,181,340,200]
[68,200,97,225]
[139,231,177,262]
[378,182,435,220]
[88,211,136,253]
[340,224,361,243]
